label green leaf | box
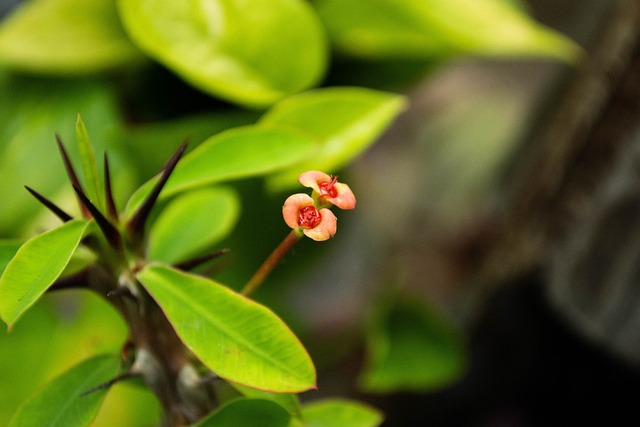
[124,125,316,216]
[359,297,467,393]
[0,220,90,329]
[148,186,240,264]
[8,354,121,427]
[261,87,406,190]
[0,0,141,74]
[136,264,316,393]
[232,383,302,419]
[75,114,102,210]
[194,398,290,427]
[314,0,579,61]
[302,399,383,427]
[114,111,259,179]
[117,0,327,108]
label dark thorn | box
[56,134,90,218]
[127,141,187,243]
[72,184,123,251]
[197,371,220,385]
[25,186,73,223]
[106,287,137,302]
[174,248,230,271]
[80,371,139,397]
[103,153,118,221]
[56,134,83,190]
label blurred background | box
[2,0,640,425]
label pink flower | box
[298,171,356,210]
[283,194,337,241]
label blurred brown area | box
[299,0,640,424]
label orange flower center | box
[298,206,322,228]
[318,176,338,198]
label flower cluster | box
[283,171,356,241]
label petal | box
[298,170,331,192]
[283,193,314,229]
[303,208,336,241]
[328,182,356,210]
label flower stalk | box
[241,171,356,297]
[241,229,303,296]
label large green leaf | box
[0,220,90,329]
[0,0,141,74]
[314,0,579,61]
[359,298,467,393]
[136,264,316,393]
[261,87,406,190]
[302,399,383,427]
[117,0,327,108]
[124,125,316,216]
[9,354,121,427]
[114,111,259,179]
[147,186,240,263]
[195,398,290,427]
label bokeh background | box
[2,0,639,425]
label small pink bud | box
[298,171,356,210]
[283,193,337,241]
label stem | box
[241,229,303,296]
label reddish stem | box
[241,229,302,296]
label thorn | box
[72,184,123,252]
[197,371,219,385]
[174,248,230,271]
[103,153,118,221]
[24,186,73,223]
[106,286,137,302]
[56,134,90,218]
[80,371,139,397]
[127,141,187,245]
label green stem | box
[241,229,303,296]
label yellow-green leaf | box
[136,264,316,393]
[0,220,90,329]
[315,0,579,61]
[124,125,316,216]
[117,0,328,108]
[147,186,240,264]
[262,87,406,190]
[75,114,102,210]
[0,0,141,74]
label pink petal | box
[328,182,356,210]
[282,193,314,229]
[303,208,337,241]
[298,170,330,192]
